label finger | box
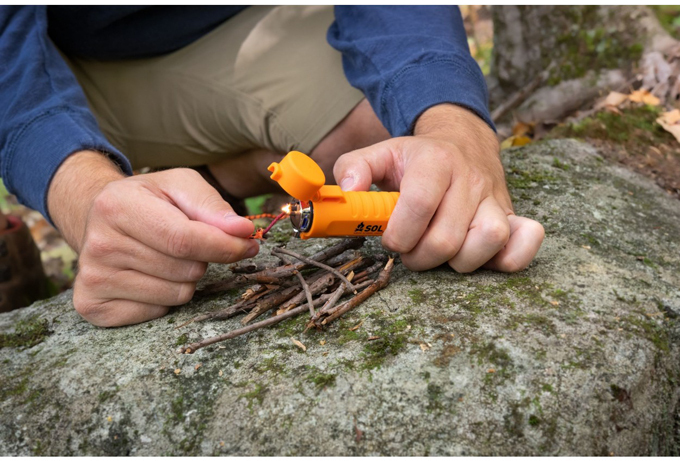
[82,232,207,282]
[332,140,402,192]
[397,175,478,270]
[111,193,259,263]
[153,168,255,238]
[447,197,510,273]
[483,215,545,272]
[381,159,453,255]
[77,265,198,307]
[74,296,169,328]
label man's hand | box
[48,151,259,327]
[333,104,544,272]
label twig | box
[321,258,394,325]
[273,247,358,294]
[273,253,316,317]
[179,304,310,354]
[195,238,365,295]
[240,284,302,325]
[229,262,270,274]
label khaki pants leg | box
[63,6,365,170]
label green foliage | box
[0,316,51,349]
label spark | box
[282,204,291,214]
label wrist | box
[47,150,126,251]
[414,103,499,152]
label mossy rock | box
[1,140,679,455]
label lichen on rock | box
[1,139,679,455]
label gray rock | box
[1,139,679,455]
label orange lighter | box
[268,151,400,239]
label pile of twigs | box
[177,238,395,354]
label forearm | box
[47,151,126,252]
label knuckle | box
[76,264,105,288]
[401,187,439,221]
[91,183,123,220]
[478,219,510,247]
[428,231,463,258]
[166,228,193,259]
[83,233,115,259]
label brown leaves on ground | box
[291,337,306,352]
[656,109,680,142]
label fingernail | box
[340,177,355,191]
[245,244,259,259]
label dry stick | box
[240,285,302,325]
[196,238,365,295]
[273,247,357,294]
[180,304,310,354]
[321,258,394,325]
[273,253,316,317]
[175,285,279,329]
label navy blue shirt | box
[0,6,492,222]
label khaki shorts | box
[63,6,365,169]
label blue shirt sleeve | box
[328,6,494,137]
[0,6,132,223]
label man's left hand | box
[333,103,544,272]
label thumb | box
[333,141,397,192]
[154,169,254,238]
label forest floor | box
[4,5,680,302]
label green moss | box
[528,414,541,426]
[506,167,558,190]
[552,157,570,170]
[426,383,445,413]
[547,8,644,85]
[175,334,188,347]
[305,367,337,389]
[0,316,51,349]
[550,106,667,146]
[541,383,554,393]
[240,383,268,410]
[408,289,427,305]
[620,315,670,352]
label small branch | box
[273,247,358,294]
[180,304,310,354]
[240,284,302,325]
[321,258,394,325]
[273,253,316,317]
[195,238,365,296]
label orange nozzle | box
[269,151,400,239]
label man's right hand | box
[48,151,259,327]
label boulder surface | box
[1,139,679,455]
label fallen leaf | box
[657,109,680,143]
[220,441,225,447]
[195,363,202,371]
[487,368,495,373]
[367,336,381,341]
[629,89,660,106]
[218,370,223,377]
[107,416,112,422]
[419,342,430,352]
[582,245,591,250]
[512,121,534,136]
[550,300,560,306]
[500,135,532,150]
[291,337,306,352]
[603,91,628,107]
[174,368,181,375]
[319,340,326,346]
[349,319,364,331]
